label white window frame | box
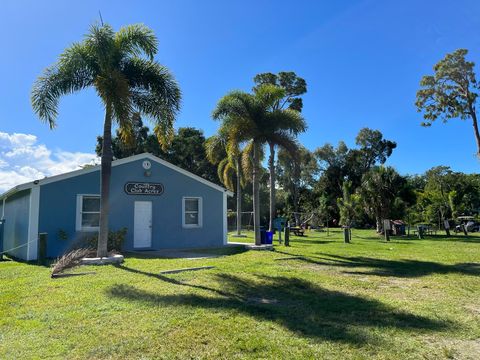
[182,196,203,228]
[76,194,101,232]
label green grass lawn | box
[1,229,479,359]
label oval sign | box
[124,182,164,196]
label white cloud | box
[0,132,98,193]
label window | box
[182,197,202,228]
[76,195,100,231]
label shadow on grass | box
[280,252,480,278]
[113,264,234,298]
[124,246,248,260]
[51,271,96,278]
[1,254,53,268]
[289,238,339,245]
[106,271,451,345]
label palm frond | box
[267,131,300,160]
[124,58,181,114]
[212,91,254,121]
[253,83,286,109]
[265,108,307,135]
[31,43,95,128]
[124,58,181,149]
[85,23,116,68]
[216,158,235,190]
[241,141,265,181]
[115,23,158,60]
[205,135,227,164]
[222,162,236,191]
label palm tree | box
[212,84,305,244]
[205,132,245,236]
[31,23,181,257]
[357,166,404,233]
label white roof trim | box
[0,153,234,199]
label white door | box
[134,201,152,248]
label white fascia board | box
[223,192,228,245]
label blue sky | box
[1,0,480,191]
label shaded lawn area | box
[1,230,479,359]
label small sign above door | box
[124,182,164,195]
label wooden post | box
[417,226,424,239]
[383,219,391,242]
[38,233,47,265]
[284,222,290,247]
[343,227,350,243]
[444,219,450,237]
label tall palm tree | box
[212,84,305,244]
[205,132,245,236]
[264,128,305,232]
[31,23,181,257]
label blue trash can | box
[260,228,267,244]
[265,231,273,244]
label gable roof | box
[0,153,233,200]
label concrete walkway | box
[227,242,274,250]
[127,249,221,259]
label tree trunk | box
[375,216,382,233]
[268,142,276,232]
[252,141,261,245]
[97,105,113,258]
[235,159,242,236]
[470,110,480,158]
[294,211,300,227]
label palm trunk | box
[235,159,242,236]
[268,142,275,232]
[252,140,261,245]
[97,105,113,258]
[293,183,300,226]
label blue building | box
[0,153,232,260]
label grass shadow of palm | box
[301,253,480,278]
[106,269,451,345]
[289,238,339,245]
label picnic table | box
[412,225,437,236]
[290,226,305,236]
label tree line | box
[31,22,480,253]
[95,103,480,240]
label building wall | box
[38,157,225,257]
[2,190,30,259]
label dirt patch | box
[422,337,480,359]
[464,305,480,316]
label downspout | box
[1,197,5,219]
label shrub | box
[83,228,127,253]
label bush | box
[83,228,127,253]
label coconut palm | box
[212,84,305,244]
[31,23,181,257]
[205,132,245,236]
